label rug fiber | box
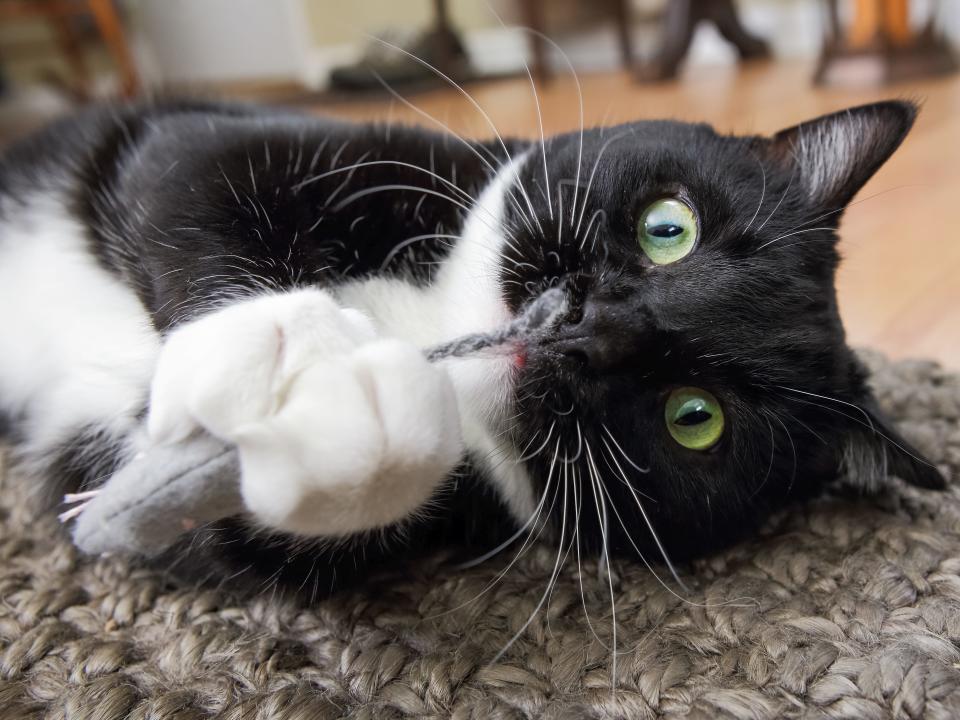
[1,352,960,719]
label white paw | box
[148,290,463,536]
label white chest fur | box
[334,155,537,521]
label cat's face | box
[497,101,944,561]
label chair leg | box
[48,10,91,99]
[636,0,698,81]
[707,0,771,60]
[610,0,634,70]
[520,0,550,83]
[636,0,769,81]
[85,0,138,96]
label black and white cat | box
[0,98,944,596]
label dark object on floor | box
[330,0,471,91]
[636,0,770,82]
[2,351,959,718]
[816,0,957,86]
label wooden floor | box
[320,61,960,370]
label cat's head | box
[496,101,944,560]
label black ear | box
[842,397,946,491]
[767,100,917,210]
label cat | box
[0,97,944,598]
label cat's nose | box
[550,297,644,371]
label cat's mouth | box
[513,346,529,370]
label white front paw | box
[237,339,462,535]
[147,290,463,536]
[148,290,376,444]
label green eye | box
[665,387,724,451]
[638,198,698,265]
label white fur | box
[1,154,534,535]
[336,154,536,521]
[148,288,463,535]
[0,196,159,458]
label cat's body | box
[0,99,944,597]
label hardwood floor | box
[319,61,960,369]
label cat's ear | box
[841,396,946,491]
[765,100,917,210]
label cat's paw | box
[148,290,463,536]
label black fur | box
[0,98,942,598]
[503,101,943,560]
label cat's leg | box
[147,288,463,536]
[0,197,159,498]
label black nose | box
[549,296,645,371]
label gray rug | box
[2,352,959,719]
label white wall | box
[130,0,312,85]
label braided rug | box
[1,352,959,719]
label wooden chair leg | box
[636,0,697,81]
[610,0,634,70]
[636,0,768,82]
[48,9,91,99]
[707,0,770,60]
[882,0,911,46]
[520,0,550,83]
[85,0,138,96]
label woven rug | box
[1,352,959,720]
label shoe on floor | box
[330,27,472,91]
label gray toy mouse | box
[62,287,569,556]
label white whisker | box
[601,424,649,473]
[742,150,766,234]
[596,446,759,611]
[777,387,937,469]
[756,184,924,251]
[755,163,796,234]
[517,421,557,462]
[585,441,617,691]
[367,72,540,237]
[366,35,545,237]
[753,226,835,253]
[378,233,458,271]
[491,449,571,664]
[432,439,562,615]
[600,434,687,591]
[575,131,632,239]
[486,4,555,223]
[523,29,583,231]
[580,209,606,252]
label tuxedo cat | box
[0,98,943,597]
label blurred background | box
[1,0,958,367]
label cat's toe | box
[234,360,388,535]
[353,339,463,479]
[235,339,463,537]
[146,289,374,444]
